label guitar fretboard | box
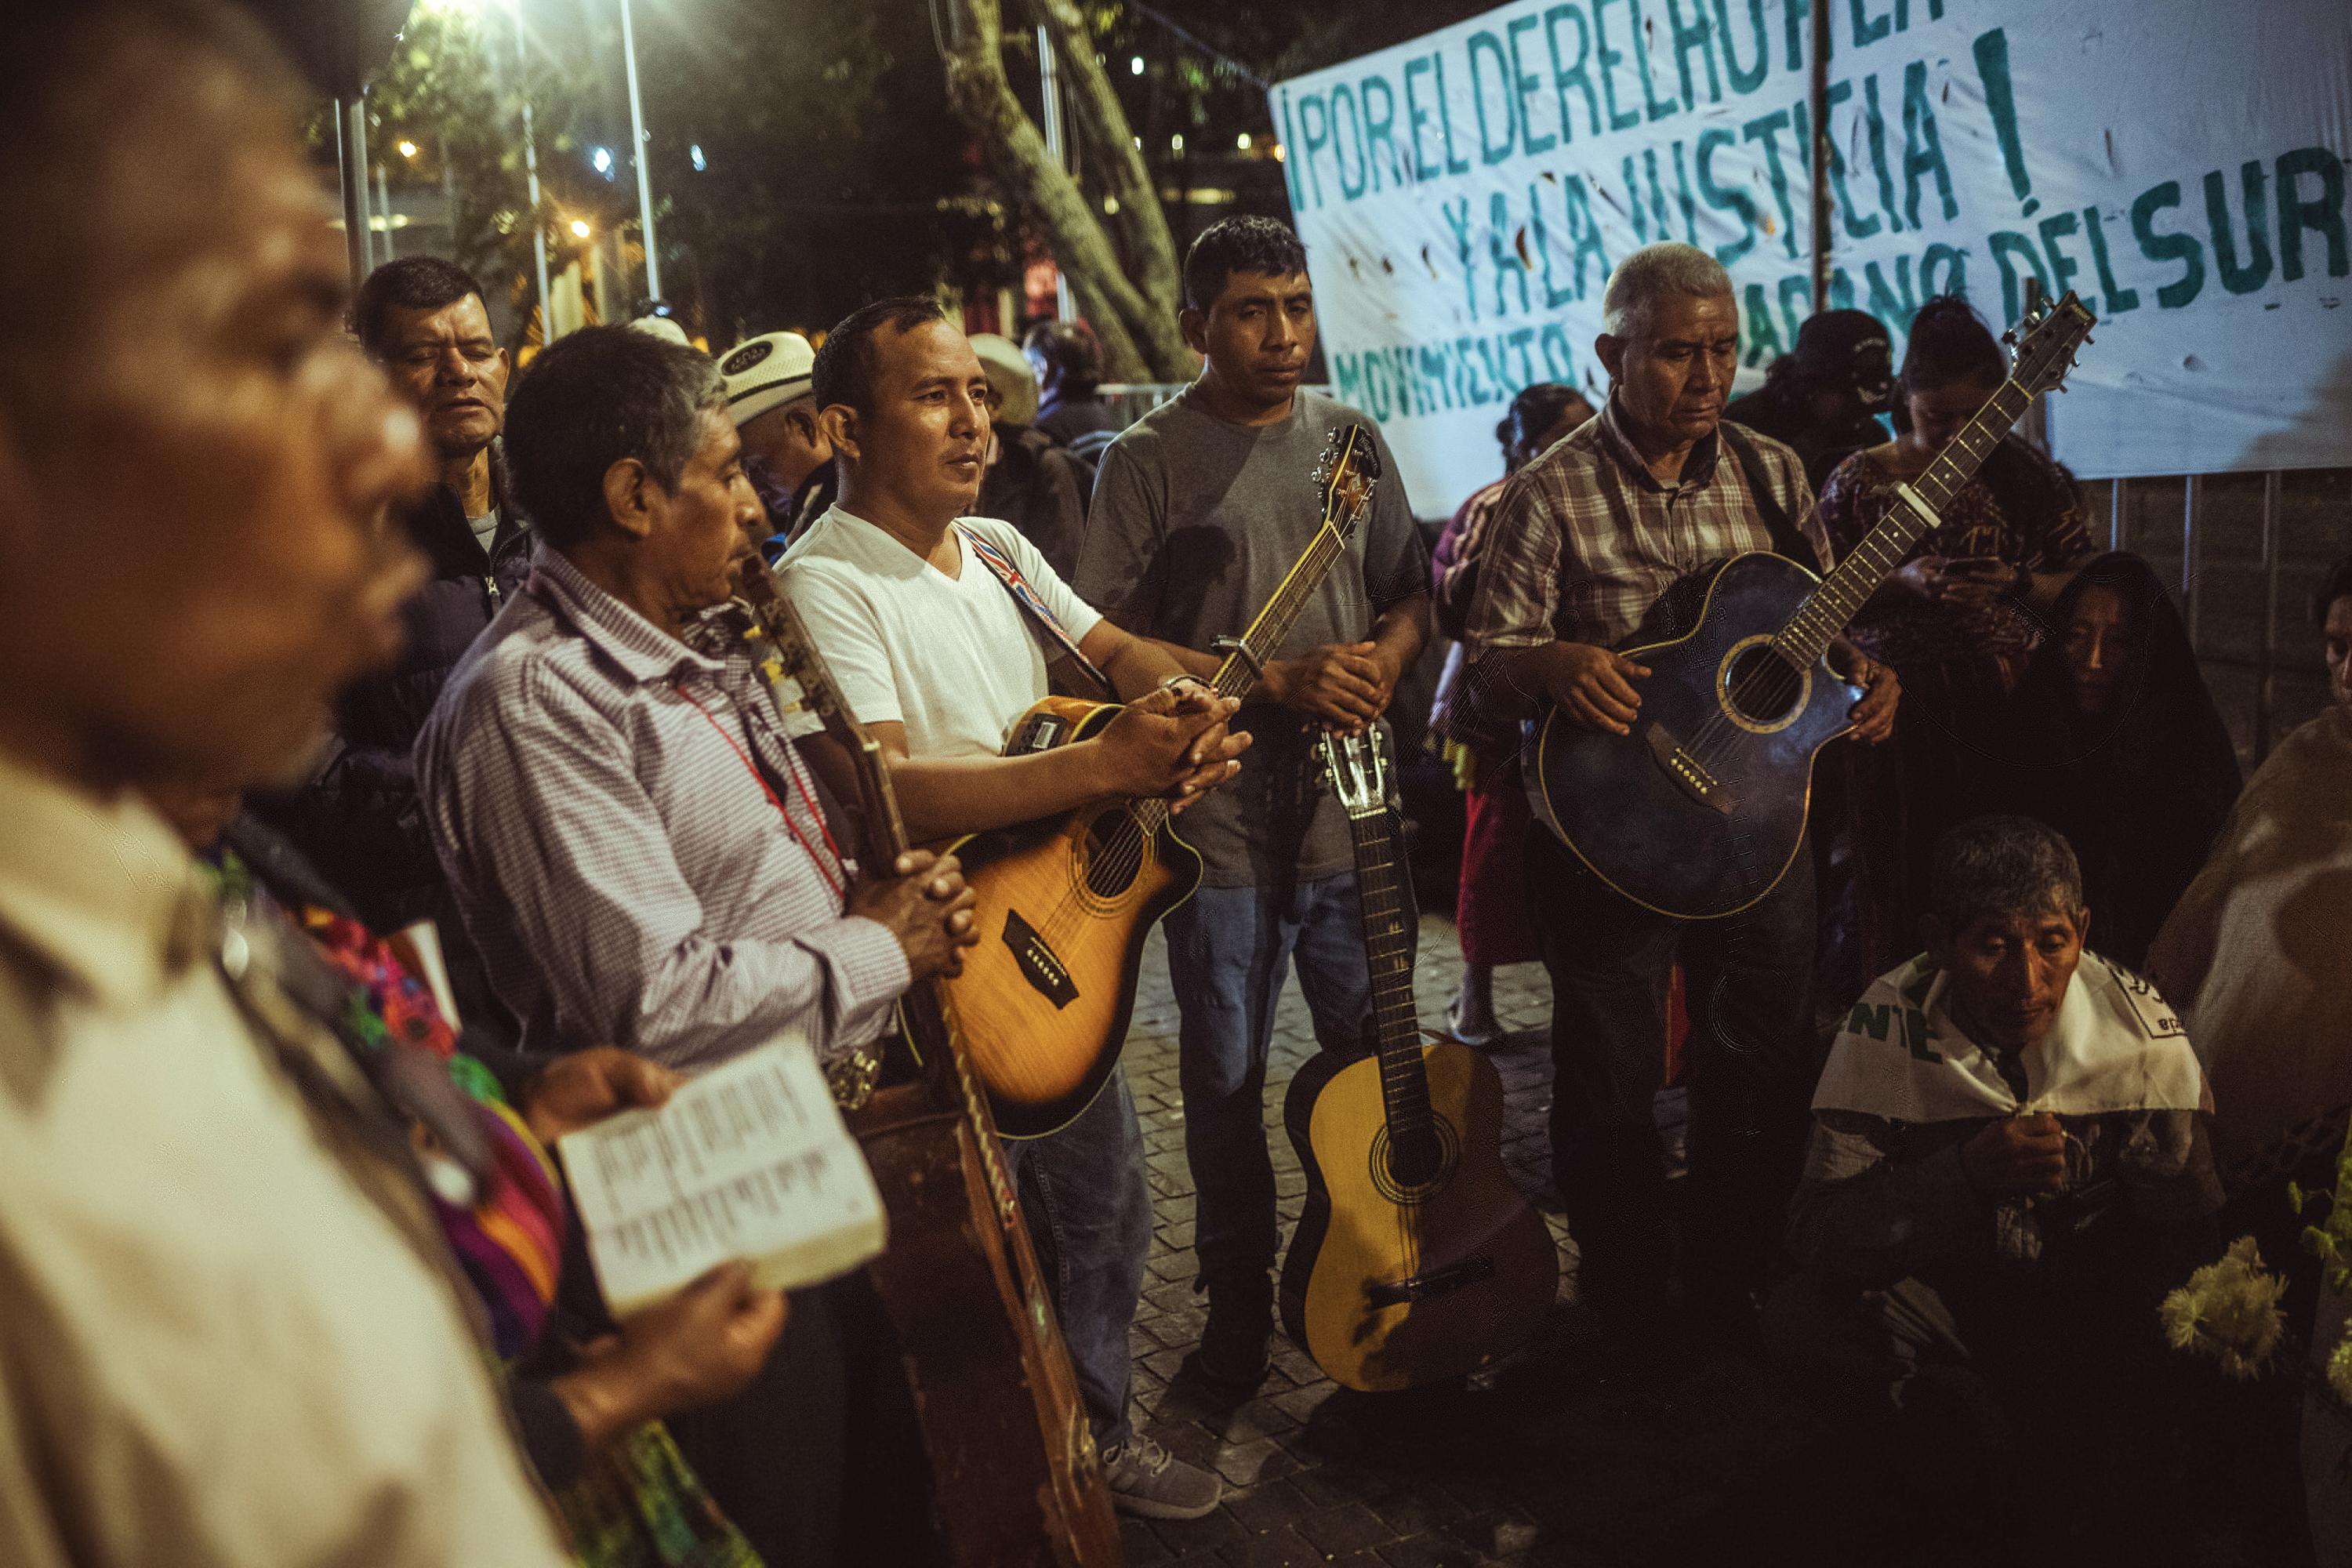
[1210,523,1348,705]
[1770,377,2034,668]
[1336,786,1436,1151]
[1109,517,1354,843]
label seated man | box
[1766,815,2222,1544]
[780,296,1249,1520]
[413,324,975,1564]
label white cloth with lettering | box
[1814,951,2211,1123]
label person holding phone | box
[1816,296,2095,968]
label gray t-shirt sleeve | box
[1356,422,1428,615]
[1073,434,1164,633]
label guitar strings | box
[1345,800,1425,1293]
[1013,520,1356,947]
[1672,398,2016,775]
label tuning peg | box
[2002,327,2018,347]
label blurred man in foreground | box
[0,4,572,1560]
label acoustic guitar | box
[943,424,1384,1138]
[1279,725,1558,1392]
[733,561,1121,1568]
[1533,292,2097,920]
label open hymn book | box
[559,1033,887,1316]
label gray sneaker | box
[1101,1434,1222,1520]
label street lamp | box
[397,139,419,158]
[616,0,662,302]
[570,218,593,240]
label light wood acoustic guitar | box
[1279,725,1558,1392]
[1531,292,2096,920]
[733,560,1122,1568]
[943,424,1385,1138]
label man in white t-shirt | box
[781,297,1248,1521]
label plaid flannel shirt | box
[414,546,909,1070]
[1461,396,1831,659]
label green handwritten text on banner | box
[1271,0,2352,510]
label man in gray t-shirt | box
[1076,217,1429,1392]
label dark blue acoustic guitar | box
[1533,292,2096,920]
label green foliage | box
[2306,1134,2352,1299]
[318,0,1501,347]
[329,0,1018,344]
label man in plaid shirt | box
[1463,244,1900,1345]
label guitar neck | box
[734,577,1012,1148]
[1210,522,1347,702]
[1112,519,1350,841]
[1773,377,2034,667]
[1336,793,1436,1142]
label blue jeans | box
[1002,1073,1149,1451]
[1163,871,1396,1283]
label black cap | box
[1792,309,1893,383]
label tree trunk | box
[1027,0,1185,336]
[933,0,1193,381]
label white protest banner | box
[1269,0,2350,514]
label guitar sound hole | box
[1386,1131,1443,1189]
[1722,643,1805,725]
[1371,1120,1458,1200]
[1080,811,1144,899]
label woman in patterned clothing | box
[1816,296,2094,969]
[1427,383,1594,1045]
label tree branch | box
[1025,0,1184,339]
[934,0,1192,380]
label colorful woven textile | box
[560,1426,764,1568]
[203,848,766,1568]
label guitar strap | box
[1716,423,1820,569]
[956,521,1116,699]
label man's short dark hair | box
[353,256,488,358]
[1182,216,1308,313]
[502,325,723,548]
[1931,815,2085,935]
[811,296,947,417]
[1022,319,1102,397]
[2314,554,2352,628]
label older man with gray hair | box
[1764,815,2217,1551]
[1463,242,1900,1345]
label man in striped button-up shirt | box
[414,325,975,1566]
[417,333,974,1073]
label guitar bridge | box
[1001,908,1079,1009]
[1366,1254,1495,1307]
[1644,722,1737,815]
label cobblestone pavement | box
[1108,916,1813,1568]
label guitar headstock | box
[1317,725,1394,821]
[2003,290,2096,399]
[1312,423,1382,546]
[730,557,911,858]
